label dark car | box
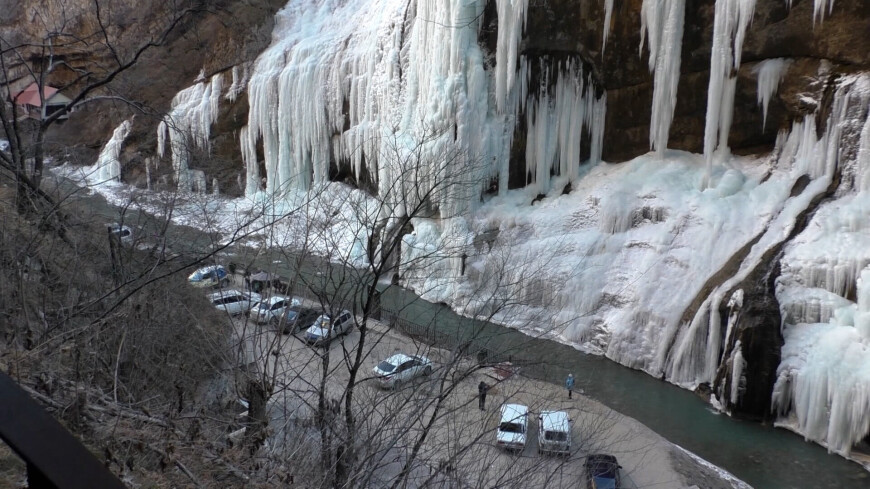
[584,454,621,489]
[274,304,322,334]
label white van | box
[538,410,571,455]
[496,403,528,452]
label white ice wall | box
[93,119,132,183]
[158,73,224,192]
[241,0,604,216]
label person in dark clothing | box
[478,381,488,410]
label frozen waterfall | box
[93,119,132,184]
[241,0,604,216]
[157,72,224,192]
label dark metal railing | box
[0,373,126,489]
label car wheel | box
[423,365,432,376]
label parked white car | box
[208,289,260,316]
[107,223,133,245]
[188,265,229,288]
[249,296,301,324]
[373,353,433,389]
[496,403,528,452]
[538,410,571,455]
[303,311,354,345]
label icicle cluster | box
[640,0,685,157]
[93,119,132,183]
[157,73,223,192]
[753,58,791,130]
[525,60,605,193]
[812,0,836,24]
[702,0,757,186]
[240,0,606,215]
[771,74,870,457]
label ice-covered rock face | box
[402,72,870,457]
[239,0,604,216]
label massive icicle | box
[158,73,224,192]
[753,58,791,130]
[495,0,529,114]
[602,0,614,54]
[93,119,132,183]
[702,0,757,187]
[639,0,685,157]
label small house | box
[11,82,72,121]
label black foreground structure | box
[0,373,125,488]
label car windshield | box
[377,361,396,373]
[544,431,567,442]
[499,422,523,433]
[315,317,330,328]
[588,463,617,478]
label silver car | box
[303,311,354,345]
[249,296,301,324]
[208,289,261,316]
[373,353,433,389]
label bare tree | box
[218,131,643,489]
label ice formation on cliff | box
[640,0,685,156]
[157,73,223,192]
[141,0,870,461]
[241,0,604,215]
[93,119,132,183]
[753,58,791,130]
[703,0,757,187]
[771,74,870,456]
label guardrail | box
[0,373,126,489]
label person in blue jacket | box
[566,373,575,399]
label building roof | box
[12,82,68,107]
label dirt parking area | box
[227,303,745,489]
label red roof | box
[12,82,59,107]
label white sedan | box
[249,296,301,324]
[373,353,433,389]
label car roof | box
[259,295,287,305]
[208,289,248,299]
[384,353,413,365]
[196,264,225,273]
[585,454,619,477]
[499,404,528,423]
[540,411,570,432]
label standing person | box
[566,373,575,399]
[478,381,488,410]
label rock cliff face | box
[2,0,285,193]
[521,0,870,162]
